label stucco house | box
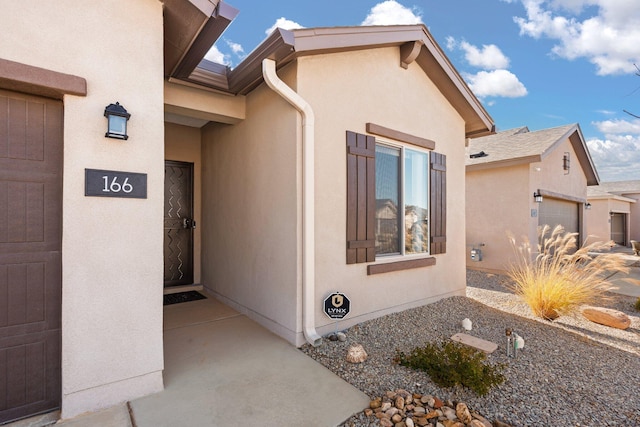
[586,180,640,246]
[466,124,599,272]
[0,0,494,423]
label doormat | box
[163,291,207,306]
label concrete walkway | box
[588,244,640,298]
[11,295,368,427]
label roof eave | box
[163,0,238,79]
[466,155,542,171]
[184,25,495,137]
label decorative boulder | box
[346,344,368,363]
[582,306,631,330]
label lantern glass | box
[108,115,127,137]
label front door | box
[610,213,626,246]
[0,90,62,423]
[163,161,195,287]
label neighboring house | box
[586,181,640,246]
[0,0,494,423]
[466,124,599,273]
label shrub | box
[635,297,640,312]
[507,225,628,321]
[394,341,505,396]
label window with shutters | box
[347,128,447,269]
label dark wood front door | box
[163,161,195,287]
[0,90,62,423]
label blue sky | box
[207,0,640,182]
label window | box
[346,128,446,266]
[375,143,429,256]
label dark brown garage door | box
[0,90,62,423]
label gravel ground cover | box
[300,270,640,426]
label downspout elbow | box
[262,59,322,347]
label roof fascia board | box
[569,125,600,186]
[538,189,586,204]
[172,1,239,79]
[466,155,542,171]
[227,28,297,95]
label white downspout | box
[262,58,322,347]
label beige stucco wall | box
[585,199,613,244]
[0,0,165,418]
[200,47,471,346]
[466,165,531,272]
[536,138,588,199]
[201,62,301,342]
[165,123,202,284]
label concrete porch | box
[11,294,369,427]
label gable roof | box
[587,185,637,202]
[593,180,640,195]
[163,6,494,138]
[465,123,600,185]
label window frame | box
[374,138,431,260]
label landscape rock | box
[456,402,472,424]
[582,306,631,330]
[346,344,368,363]
[357,390,509,427]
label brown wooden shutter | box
[430,152,446,254]
[346,131,376,264]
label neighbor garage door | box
[0,90,62,423]
[538,198,579,238]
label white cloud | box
[204,45,229,65]
[361,1,423,26]
[513,0,640,75]
[226,40,245,56]
[460,41,511,70]
[588,117,640,180]
[593,118,640,134]
[587,134,640,180]
[464,69,529,98]
[265,17,304,36]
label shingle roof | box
[595,180,640,194]
[466,124,576,167]
[465,123,599,185]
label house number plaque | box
[85,168,147,199]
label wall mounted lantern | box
[104,102,130,140]
[533,191,543,203]
[585,202,592,210]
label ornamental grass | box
[507,224,628,321]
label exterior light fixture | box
[585,202,592,210]
[533,191,543,203]
[104,102,130,140]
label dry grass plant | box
[507,224,629,321]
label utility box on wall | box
[470,247,483,262]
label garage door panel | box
[538,198,579,234]
[0,179,61,253]
[0,332,60,416]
